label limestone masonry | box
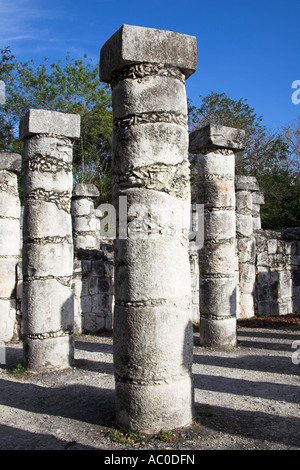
[0,24,299,434]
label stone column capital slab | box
[100,24,197,83]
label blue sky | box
[0,0,299,131]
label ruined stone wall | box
[255,227,300,315]
[71,183,114,334]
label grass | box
[9,363,28,378]
[105,428,145,445]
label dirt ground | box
[0,316,299,453]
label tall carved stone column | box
[100,25,197,432]
[189,124,245,348]
[0,153,21,341]
[19,109,80,370]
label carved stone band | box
[111,63,186,88]
[113,111,188,130]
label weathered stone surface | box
[72,183,100,199]
[204,210,236,241]
[22,279,74,334]
[23,334,74,371]
[21,109,78,370]
[190,124,241,347]
[0,299,16,342]
[114,239,191,302]
[113,123,188,170]
[23,243,73,278]
[112,75,188,117]
[100,25,195,431]
[100,24,197,83]
[19,109,80,140]
[189,124,245,153]
[199,316,237,349]
[0,219,20,256]
[115,375,193,433]
[23,201,72,240]
[199,276,237,316]
[235,175,260,191]
[0,153,22,173]
[197,180,235,208]
[0,258,19,298]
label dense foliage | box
[0,47,113,204]
[0,48,299,229]
[189,92,300,229]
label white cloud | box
[0,0,65,48]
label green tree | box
[0,47,113,203]
[188,91,300,229]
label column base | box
[200,316,237,349]
[23,332,74,371]
[115,375,194,433]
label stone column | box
[72,183,100,252]
[19,109,80,371]
[189,124,245,348]
[0,153,21,342]
[100,25,197,432]
[235,176,260,319]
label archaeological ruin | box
[0,25,299,433]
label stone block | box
[80,295,92,314]
[23,200,72,240]
[237,237,256,264]
[252,191,265,205]
[292,270,300,286]
[197,151,235,177]
[113,123,188,171]
[279,271,292,298]
[72,198,94,217]
[236,213,253,237]
[115,375,193,433]
[239,263,256,293]
[0,258,18,298]
[72,183,100,199]
[115,238,191,302]
[100,24,197,83]
[200,242,236,275]
[22,160,72,195]
[74,234,97,251]
[0,299,16,342]
[0,188,20,219]
[23,243,73,277]
[236,190,252,212]
[0,153,22,173]
[252,217,261,231]
[257,301,271,316]
[23,334,74,371]
[235,175,260,191]
[19,109,81,140]
[73,216,97,232]
[112,75,188,117]
[0,219,20,256]
[197,180,235,208]
[278,299,292,315]
[92,294,111,314]
[267,239,277,254]
[113,301,192,382]
[204,210,236,241]
[293,286,300,312]
[256,250,268,267]
[200,316,237,348]
[22,279,74,334]
[189,124,245,153]
[199,276,237,316]
[238,292,254,319]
